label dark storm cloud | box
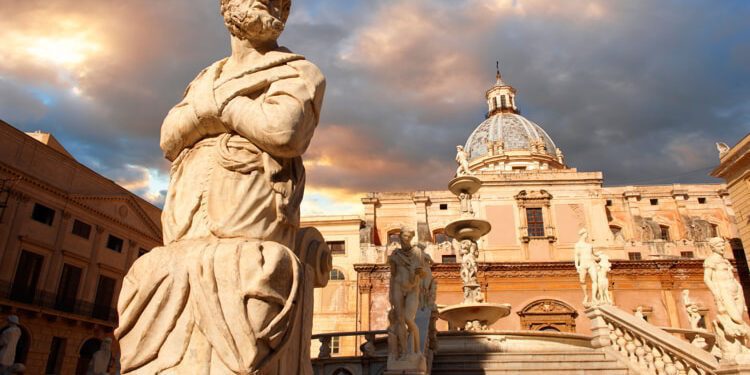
[1,0,748,210]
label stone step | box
[431,350,632,374]
[432,369,631,375]
[433,351,610,363]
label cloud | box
[1,0,749,215]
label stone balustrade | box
[587,304,718,374]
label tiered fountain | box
[438,171,511,331]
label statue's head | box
[399,227,415,246]
[682,289,689,297]
[7,315,19,325]
[578,228,588,239]
[220,0,291,44]
[456,145,464,151]
[708,237,725,254]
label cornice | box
[0,164,162,244]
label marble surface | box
[115,1,327,373]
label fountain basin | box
[445,219,491,241]
[448,175,482,196]
[439,303,511,330]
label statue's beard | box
[222,2,285,43]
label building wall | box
[0,121,162,375]
[712,135,750,264]
[302,216,364,357]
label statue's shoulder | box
[182,58,227,98]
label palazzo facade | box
[0,121,162,374]
[308,70,748,356]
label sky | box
[1,0,749,216]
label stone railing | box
[312,330,387,359]
[660,327,716,353]
[587,304,718,374]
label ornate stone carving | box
[456,239,483,303]
[596,252,612,305]
[115,1,328,373]
[704,237,750,363]
[0,315,21,373]
[455,145,473,176]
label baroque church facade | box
[306,70,748,356]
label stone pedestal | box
[385,354,426,375]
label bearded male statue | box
[115,0,329,374]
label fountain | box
[438,167,511,331]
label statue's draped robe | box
[115,48,325,374]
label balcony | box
[0,280,117,326]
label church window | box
[327,240,346,255]
[45,337,66,375]
[709,224,719,237]
[698,197,707,204]
[606,199,613,206]
[526,208,545,237]
[681,251,694,258]
[433,229,450,244]
[439,203,448,210]
[330,269,346,281]
[331,336,340,355]
[659,225,670,241]
[650,199,659,206]
[31,203,55,225]
[11,250,44,303]
[442,255,456,263]
[387,230,401,245]
[72,219,92,239]
[512,166,526,171]
[93,275,116,320]
[628,252,642,261]
[609,225,622,237]
[500,95,507,108]
[106,235,124,252]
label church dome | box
[464,112,557,161]
[460,63,566,172]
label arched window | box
[387,229,401,246]
[329,269,346,281]
[76,338,102,375]
[517,299,578,332]
[659,225,670,241]
[709,224,719,238]
[433,229,451,245]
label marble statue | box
[555,147,565,164]
[87,338,112,375]
[455,145,472,176]
[387,228,426,371]
[595,252,612,305]
[634,306,645,321]
[704,237,750,361]
[682,289,704,330]
[0,315,21,373]
[115,0,328,374]
[574,228,599,306]
[716,142,730,157]
[419,252,437,310]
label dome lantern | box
[486,62,518,117]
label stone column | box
[412,193,431,243]
[42,210,72,292]
[81,225,104,301]
[0,193,30,281]
[362,195,380,245]
[672,187,690,240]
